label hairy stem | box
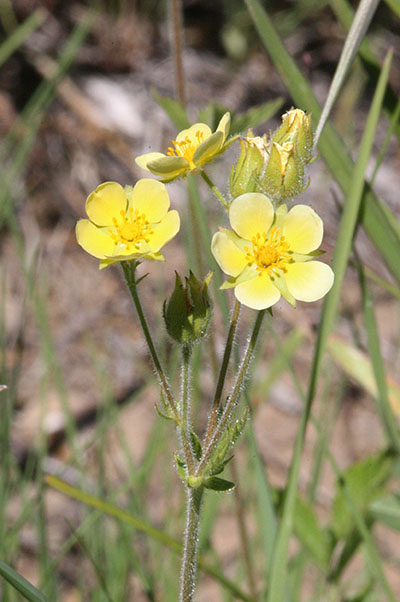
[181,345,195,474]
[200,170,229,210]
[122,262,179,421]
[203,300,241,449]
[196,309,265,476]
[180,486,204,602]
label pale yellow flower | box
[76,179,180,269]
[211,192,334,310]
[135,113,231,182]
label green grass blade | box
[0,9,46,66]
[243,0,400,283]
[46,476,253,602]
[314,0,379,146]
[331,0,400,139]
[356,258,400,453]
[268,322,398,601]
[0,560,49,602]
[383,0,400,18]
[265,48,393,602]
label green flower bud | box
[262,141,305,200]
[229,131,267,198]
[272,108,313,164]
[163,271,213,345]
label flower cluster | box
[76,108,333,310]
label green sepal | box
[147,156,188,178]
[288,249,324,263]
[269,270,296,307]
[272,203,288,230]
[204,477,235,492]
[220,265,257,290]
[193,131,224,166]
[229,132,266,198]
[163,271,213,345]
[190,431,202,461]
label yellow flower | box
[211,193,334,310]
[76,179,180,269]
[135,113,231,182]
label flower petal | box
[148,210,180,252]
[229,193,274,240]
[85,182,126,227]
[216,112,230,142]
[285,261,334,302]
[282,205,323,253]
[76,219,115,259]
[135,152,166,171]
[235,273,281,310]
[211,231,248,277]
[130,179,170,223]
[176,123,212,144]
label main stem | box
[180,486,204,601]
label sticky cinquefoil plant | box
[76,108,333,601]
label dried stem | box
[170,0,186,106]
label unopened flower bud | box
[163,271,213,345]
[262,141,305,200]
[229,131,267,198]
[272,108,313,164]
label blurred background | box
[1,0,400,600]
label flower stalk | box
[200,170,230,210]
[196,309,266,477]
[203,299,241,449]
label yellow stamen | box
[246,227,291,275]
[165,131,205,165]
[108,207,153,251]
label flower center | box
[245,227,291,275]
[167,131,205,166]
[108,207,153,251]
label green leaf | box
[204,477,235,492]
[230,98,284,135]
[0,560,49,602]
[174,454,187,481]
[332,450,395,539]
[208,455,234,477]
[0,9,46,67]
[151,88,190,130]
[369,494,400,531]
[294,496,332,572]
[190,431,202,461]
